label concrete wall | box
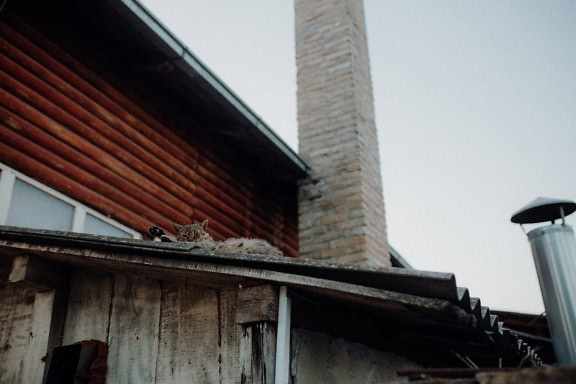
[295,0,390,266]
[290,329,419,383]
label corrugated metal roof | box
[0,226,544,366]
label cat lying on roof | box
[148,219,283,257]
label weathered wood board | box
[218,287,241,383]
[240,322,277,384]
[106,274,161,383]
[0,286,36,383]
[8,255,67,291]
[155,280,220,383]
[22,290,55,383]
[0,286,67,383]
[236,285,278,325]
[62,269,113,345]
[1,257,282,384]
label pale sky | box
[140,0,576,314]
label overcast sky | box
[140,0,576,314]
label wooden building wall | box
[63,271,247,383]
[0,9,299,256]
[0,257,278,383]
[0,250,419,384]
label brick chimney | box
[295,0,390,266]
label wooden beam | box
[237,284,279,325]
[9,254,68,291]
[1,242,470,328]
[23,291,56,383]
[41,289,68,383]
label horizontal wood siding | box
[0,11,298,256]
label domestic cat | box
[148,220,283,256]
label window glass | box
[84,214,131,238]
[6,179,74,231]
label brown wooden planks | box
[0,58,195,217]
[0,141,156,231]
[0,11,299,256]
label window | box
[7,179,75,231]
[0,163,141,239]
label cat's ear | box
[201,219,209,230]
[173,223,183,232]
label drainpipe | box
[275,286,291,383]
[511,197,576,364]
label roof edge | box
[114,0,310,175]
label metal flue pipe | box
[511,197,576,365]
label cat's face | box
[173,220,211,242]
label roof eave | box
[110,0,310,177]
[0,225,545,366]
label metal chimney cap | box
[511,197,576,224]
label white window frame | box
[0,162,141,239]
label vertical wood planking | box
[42,289,68,384]
[62,269,113,345]
[240,323,277,384]
[239,326,252,384]
[0,287,66,383]
[22,290,55,384]
[106,274,161,384]
[155,280,190,383]
[154,280,183,383]
[0,286,35,383]
[155,280,220,383]
[219,288,241,382]
[0,255,68,383]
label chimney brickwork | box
[295,0,390,266]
